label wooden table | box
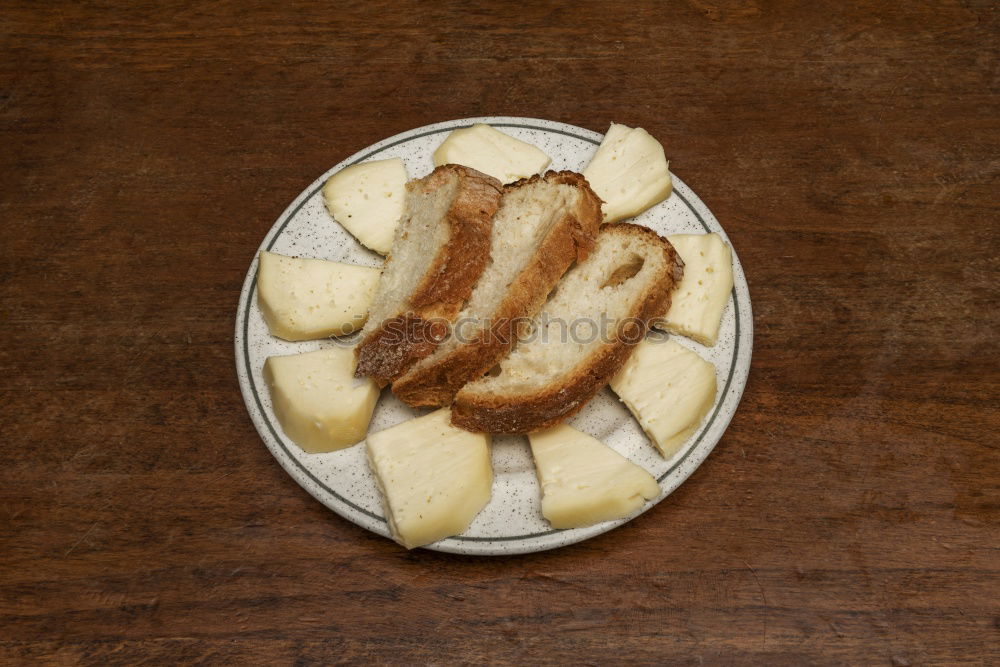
[2,2,997,663]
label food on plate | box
[250,119,743,551]
[451,223,684,434]
[354,164,502,386]
[391,171,602,408]
[263,347,379,453]
[433,123,551,184]
[256,251,380,341]
[322,158,408,255]
[365,408,493,549]
[653,233,733,346]
[528,424,659,529]
[610,338,716,458]
[583,123,672,223]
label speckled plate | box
[235,117,752,555]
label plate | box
[235,117,753,555]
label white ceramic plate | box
[235,117,752,555]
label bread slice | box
[390,171,602,408]
[355,164,502,386]
[451,223,684,434]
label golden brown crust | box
[519,170,602,263]
[410,165,502,307]
[390,171,603,408]
[354,315,450,387]
[450,223,683,434]
[355,165,501,385]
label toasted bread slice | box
[355,165,502,385]
[390,171,602,407]
[451,223,684,434]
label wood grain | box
[1,1,997,663]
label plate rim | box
[234,116,753,555]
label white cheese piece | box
[322,158,407,255]
[257,251,380,341]
[528,424,659,529]
[582,123,672,222]
[264,347,379,454]
[366,409,492,549]
[655,233,734,346]
[433,123,551,184]
[610,339,717,459]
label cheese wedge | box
[654,233,734,346]
[264,347,379,453]
[610,339,717,458]
[528,425,659,529]
[257,251,380,341]
[583,123,672,222]
[365,409,492,549]
[433,124,551,184]
[322,158,407,255]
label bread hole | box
[487,364,503,377]
[601,254,645,288]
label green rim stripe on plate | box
[242,121,742,543]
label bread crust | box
[355,165,502,385]
[450,223,683,434]
[391,171,603,407]
[409,165,502,307]
[353,314,451,387]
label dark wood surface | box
[2,1,997,664]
